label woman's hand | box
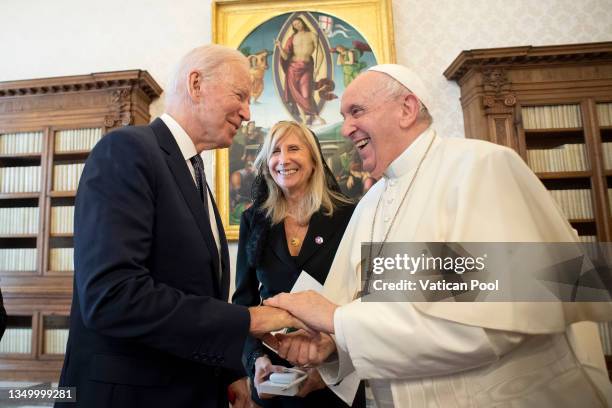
[253,355,285,399]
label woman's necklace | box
[286,214,308,249]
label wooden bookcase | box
[444,41,612,376]
[0,71,162,381]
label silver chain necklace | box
[361,133,437,296]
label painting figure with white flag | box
[318,15,372,87]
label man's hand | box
[253,355,285,399]
[263,291,338,334]
[228,377,259,408]
[275,330,337,367]
[296,368,326,397]
[248,305,311,338]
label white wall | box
[392,0,612,138]
[2,0,612,289]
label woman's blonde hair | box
[254,121,351,225]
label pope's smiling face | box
[340,72,405,177]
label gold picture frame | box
[213,0,396,239]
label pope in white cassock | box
[265,64,612,407]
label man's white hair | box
[165,44,249,108]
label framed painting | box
[212,0,395,239]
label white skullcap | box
[367,64,432,110]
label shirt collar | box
[160,113,198,161]
[383,126,436,179]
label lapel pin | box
[315,236,324,245]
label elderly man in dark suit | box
[56,44,303,408]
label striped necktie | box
[190,154,209,215]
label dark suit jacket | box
[0,287,6,340]
[56,118,250,408]
[233,203,361,406]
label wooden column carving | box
[481,68,518,150]
[104,88,133,128]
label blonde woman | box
[233,121,364,407]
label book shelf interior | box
[0,192,41,275]
[600,128,612,140]
[0,127,96,356]
[521,104,597,241]
[0,236,38,274]
[523,104,589,176]
[525,129,584,138]
[600,128,612,174]
[0,315,33,355]
[47,195,75,274]
[0,130,43,278]
[41,315,69,356]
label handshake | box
[246,291,339,399]
[248,290,338,366]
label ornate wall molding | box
[0,71,162,128]
[0,92,110,115]
[0,70,162,100]
[444,42,612,82]
[104,88,133,127]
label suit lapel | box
[295,210,334,269]
[269,210,341,271]
[151,119,221,293]
[270,221,297,271]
